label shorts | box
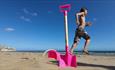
[74,28,90,43]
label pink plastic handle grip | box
[59,4,71,12]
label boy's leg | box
[82,32,90,54]
[83,39,90,52]
[70,43,77,54]
[70,37,80,54]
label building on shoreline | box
[0,45,16,51]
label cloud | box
[20,16,31,22]
[23,8,29,14]
[23,8,38,16]
[19,8,38,22]
[31,12,38,16]
[47,9,53,14]
[5,28,15,32]
[93,18,97,21]
[48,10,53,14]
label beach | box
[0,52,115,70]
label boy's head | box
[80,7,88,16]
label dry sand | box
[0,52,115,70]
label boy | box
[70,8,91,55]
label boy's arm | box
[86,22,92,26]
[76,12,84,25]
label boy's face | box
[84,10,88,16]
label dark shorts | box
[74,28,90,43]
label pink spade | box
[47,4,77,68]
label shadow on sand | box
[49,61,115,70]
[78,62,115,70]
[49,60,58,65]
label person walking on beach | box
[70,8,91,55]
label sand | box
[0,52,115,70]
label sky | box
[0,0,115,51]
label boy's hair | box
[80,7,87,12]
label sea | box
[16,50,115,56]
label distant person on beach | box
[70,8,91,55]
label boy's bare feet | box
[83,50,89,55]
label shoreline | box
[4,51,115,56]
